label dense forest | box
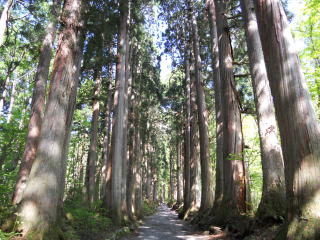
[0,0,320,239]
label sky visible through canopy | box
[157,0,305,81]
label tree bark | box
[121,6,132,216]
[181,47,191,218]
[206,0,224,209]
[240,0,285,221]
[110,0,128,224]
[12,0,61,205]
[187,0,214,212]
[254,0,320,238]
[6,75,17,122]
[18,0,85,237]
[189,59,200,212]
[214,0,246,223]
[85,67,102,205]
[176,139,183,203]
[0,0,14,47]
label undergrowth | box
[62,196,112,240]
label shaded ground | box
[122,204,226,240]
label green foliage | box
[0,229,19,240]
[63,199,112,240]
[242,115,262,211]
[142,200,159,216]
[297,0,320,115]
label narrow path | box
[122,204,213,240]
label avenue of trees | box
[0,0,319,239]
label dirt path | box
[122,204,216,240]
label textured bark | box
[187,0,213,211]
[176,140,183,203]
[215,0,246,222]
[189,61,200,212]
[254,1,320,239]
[126,102,135,220]
[12,0,61,205]
[18,0,84,237]
[6,76,17,122]
[146,140,152,200]
[85,67,102,205]
[169,152,174,200]
[102,64,113,206]
[110,0,128,224]
[206,0,224,208]
[240,0,285,221]
[133,94,142,217]
[0,0,14,47]
[182,48,191,218]
[121,7,132,216]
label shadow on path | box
[122,204,211,240]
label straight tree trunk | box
[169,152,174,200]
[206,0,224,209]
[85,67,102,205]
[110,0,128,224]
[181,47,191,218]
[6,75,17,122]
[121,7,132,216]
[146,140,152,200]
[254,1,320,238]
[18,0,85,237]
[189,60,200,212]
[126,103,135,220]
[133,92,142,217]
[12,0,61,205]
[187,0,213,212]
[240,0,285,221]
[0,0,14,47]
[214,0,246,223]
[102,58,113,206]
[176,139,183,203]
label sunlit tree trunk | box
[187,0,213,212]
[121,7,132,216]
[189,60,200,212]
[134,92,142,217]
[12,0,61,205]
[18,0,85,237]
[110,0,128,224]
[254,0,320,238]
[85,67,102,205]
[102,62,114,205]
[127,101,135,220]
[181,47,191,218]
[6,75,17,122]
[169,151,174,200]
[206,0,223,209]
[0,0,14,47]
[176,139,183,203]
[240,0,285,221]
[214,0,246,223]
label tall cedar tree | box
[214,0,247,223]
[18,0,85,237]
[12,0,62,205]
[255,0,320,238]
[240,0,286,221]
[186,0,214,211]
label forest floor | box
[122,204,226,240]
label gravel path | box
[122,204,211,240]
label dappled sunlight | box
[124,205,210,240]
